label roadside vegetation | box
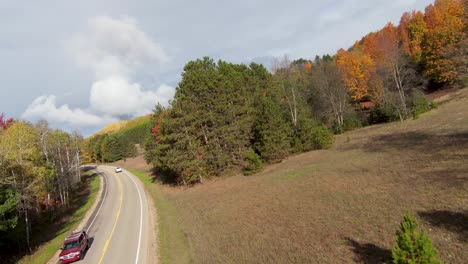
[17,170,100,264]
[0,118,87,263]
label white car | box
[115,167,123,173]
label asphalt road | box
[80,165,150,264]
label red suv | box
[59,230,89,263]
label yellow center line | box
[98,169,124,264]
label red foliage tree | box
[0,113,14,131]
[151,115,163,144]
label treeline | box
[82,117,152,163]
[0,117,82,259]
[143,0,466,184]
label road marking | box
[98,168,123,264]
[86,171,108,232]
[123,170,144,264]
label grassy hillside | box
[124,88,467,263]
[95,115,151,135]
[82,115,153,163]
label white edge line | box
[86,170,108,233]
[123,170,143,264]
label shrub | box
[292,118,334,152]
[392,214,441,264]
[343,116,362,132]
[243,149,264,176]
[410,91,432,119]
[311,125,334,149]
[369,104,401,124]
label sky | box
[0,0,433,136]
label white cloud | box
[21,15,174,132]
[22,95,118,128]
[68,15,172,118]
[89,75,174,116]
[68,15,168,78]
[154,84,175,106]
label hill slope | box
[123,88,468,263]
[82,115,153,163]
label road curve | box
[80,165,150,264]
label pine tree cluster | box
[144,57,334,184]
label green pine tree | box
[292,117,334,152]
[0,186,19,231]
[253,96,292,162]
[153,57,272,183]
[242,149,264,175]
[392,214,441,264]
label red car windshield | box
[63,241,79,250]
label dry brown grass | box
[128,89,468,263]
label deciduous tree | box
[422,0,465,83]
[0,122,47,252]
[311,57,350,131]
[273,56,309,128]
[336,49,380,102]
[400,11,428,63]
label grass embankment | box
[17,171,100,264]
[125,89,467,263]
[128,169,191,264]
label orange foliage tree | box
[336,49,381,102]
[400,11,428,63]
[422,0,465,83]
[358,32,380,61]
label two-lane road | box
[80,165,150,264]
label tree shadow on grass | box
[419,168,468,189]
[339,131,468,189]
[338,131,468,157]
[361,131,468,154]
[418,210,468,243]
[345,237,392,264]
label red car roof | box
[64,231,84,243]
